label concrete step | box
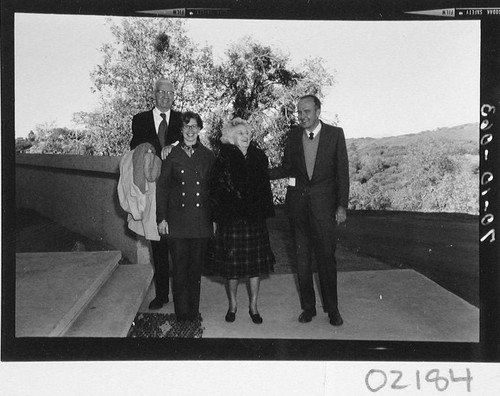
[16,251,121,337]
[63,264,153,337]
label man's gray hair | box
[154,77,174,91]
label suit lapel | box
[149,109,156,133]
[145,109,163,155]
[311,122,330,183]
[167,111,173,132]
[168,110,180,133]
[295,128,309,181]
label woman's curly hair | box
[220,117,252,144]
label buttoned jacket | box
[156,143,215,238]
[270,121,349,220]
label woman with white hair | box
[209,118,275,324]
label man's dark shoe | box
[225,309,237,323]
[328,309,344,326]
[188,313,203,322]
[176,313,189,321]
[148,297,168,310]
[298,309,317,323]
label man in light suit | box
[270,94,349,326]
[130,77,183,309]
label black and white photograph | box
[2,0,500,393]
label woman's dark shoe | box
[225,309,237,323]
[249,310,263,324]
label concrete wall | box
[15,153,150,264]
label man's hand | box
[161,145,174,160]
[158,220,169,235]
[160,141,180,160]
[335,206,347,225]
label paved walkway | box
[16,208,479,342]
[139,267,479,342]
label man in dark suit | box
[130,77,183,309]
[270,94,349,326]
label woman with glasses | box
[209,118,275,324]
[156,111,215,322]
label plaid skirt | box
[206,220,275,279]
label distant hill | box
[347,122,478,148]
[345,123,479,215]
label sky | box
[14,14,480,139]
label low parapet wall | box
[15,153,151,264]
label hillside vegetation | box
[346,123,478,215]
[17,122,479,215]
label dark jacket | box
[269,121,349,220]
[156,143,215,239]
[130,109,183,156]
[210,143,275,224]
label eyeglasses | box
[156,90,175,97]
[183,125,201,131]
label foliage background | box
[16,18,479,215]
[346,123,478,215]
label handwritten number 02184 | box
[364,368,472,392]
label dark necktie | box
[309,132,314,140]
[158,113,167,147]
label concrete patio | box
[15,209,479,342]
[139,267,479,342]
[14,151,480,342]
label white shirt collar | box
[153,107,171,119]
[153,107,171,132]
[304,121,322,139]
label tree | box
[15,138,32,153]
[15,131,36,153]
[74,18,220,155]
[71,18,335,161]
[214,36,304,119]
[25,123,88,155]
[205,36,335,203]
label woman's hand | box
[158,220,169,235]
